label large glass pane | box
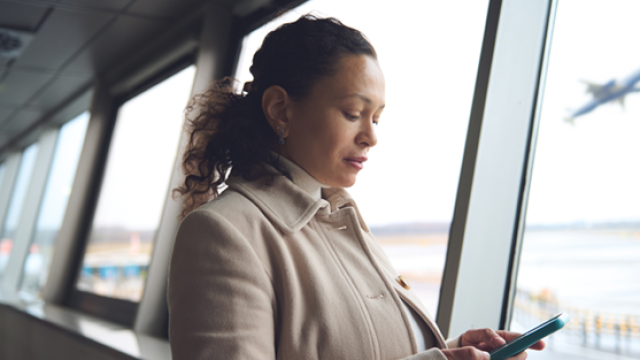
[0,163,5,190]
[512,1,640,359]
[0,143,39,275]
[76,65,196,302]
[19,112,90,299]
[235,1,488,315]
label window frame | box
[0,154,22,240]
[0,0,560,343]
[436,0,557,338]
[227,0,557,339]
[64,55,197,327]
[0,132,59,297]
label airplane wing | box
[580,80,603,94]
[580,79,616,100]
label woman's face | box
[281,55,385,188]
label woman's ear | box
[262,85,290,134]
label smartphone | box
[489,313,570,360]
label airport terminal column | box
[43,85,114,304]
[133,1,233,337]
[436,0,555,338]
[1,130,59,297]
[0,154,22,240]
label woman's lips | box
[344,156,367,170]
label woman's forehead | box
[312,55,385,103]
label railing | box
[513,288,640,357]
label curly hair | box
[174,14,377,219]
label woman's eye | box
[343,112,359,121]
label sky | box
[523,0,640,225]
[89,66,196,231]
[34,112,89,230]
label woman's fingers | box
[494,330,522,342]
[507,350,529,360]
[495,330,546,351]
[461,328,507,348]
[441,347,491,360]
[529,340,545,351]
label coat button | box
[396,275,411,290]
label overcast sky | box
[521,0,640,225]
[90,66,196,231]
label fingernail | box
[493,336,506,346]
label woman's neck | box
[272,152,327,199]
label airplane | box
[565,67,640,124]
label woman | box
[168,15,544,360]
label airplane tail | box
[564,106,576,125]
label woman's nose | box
[358,120,378,147]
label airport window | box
[0,162,6,223]
[235,0,489,315]
[0,163,5,193]
[0,143,39,276]
[510,1,640,358]
[18,112,90,299]
[75,65,196,302]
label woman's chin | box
[333,176,357,188]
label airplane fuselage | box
[569,69,640,120]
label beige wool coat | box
[168,163,458,360]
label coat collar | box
[227,173,329,234]
[226,161,369,234]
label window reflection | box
[235,0,488,315]
[76,65,196,302]
[512,1,640,358]
[0,143,39,275]
[19,112,90,298]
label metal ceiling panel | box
[127,0,206,18]
[15,8,112,71]
[1,107,42,133]
[29,73,92,108]
[65,15,167,75]
[0,2,48,32]
[0,107,45,152]
[59,0,131,12]
[0,69,54,106]
[0,107,13,125]
[45,86,92,128]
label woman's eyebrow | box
[339,93,385,109]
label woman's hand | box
[441,328,545,360]
[441,346,492,360]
